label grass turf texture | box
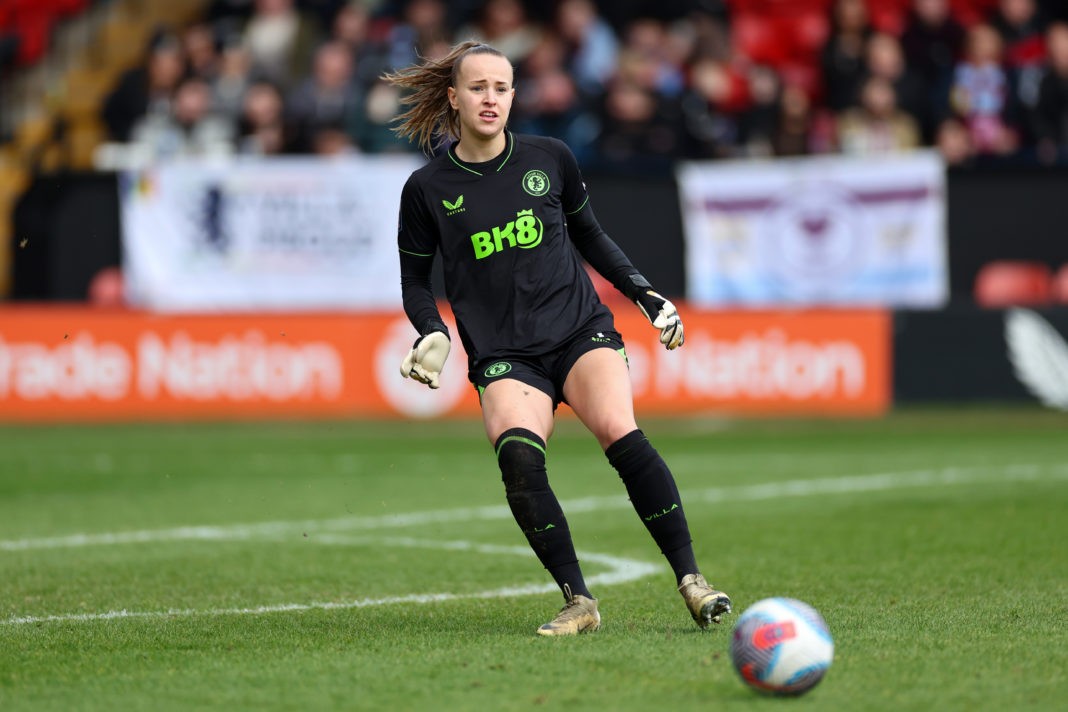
[0,408,1066,711]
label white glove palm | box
[400,331,451,389]
[635,290,684,350]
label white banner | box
[677,151,948,308]
[120,155,423,311]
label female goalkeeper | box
[387,41,730,636]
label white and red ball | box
[730,597,834,696]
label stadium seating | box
[1052,264,1068,305]
[0,157,30,297]
[0,0,215,298]
[3,0,210,170]
[723,0,1001,51]
[0,0,90,67]
[727,2,829,98]
[88,266,125,307]
[722,0,999,98]
[974,260,1054,307]
[951,0,999,27]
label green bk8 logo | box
[471,209,543,259]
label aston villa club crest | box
[522,170,549,196]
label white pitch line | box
[2,463,1065,627]
[1,463,1065,553]
[0,540,661,626]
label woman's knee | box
[481,379,555,444]
[590,418,638,450]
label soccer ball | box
[729,597,834,696]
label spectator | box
[512,32,597,161]
[900,0,966,130]
[332,1,382,90]
[680,56,745,159]
[211,36,254,123]
[516,25,568,84]
[1030,21,1068,163]
[365,1,455,149]
[237,79,293,155]
[301,0,351,33]
[555,0,619,97]
[992,0,1049,113]
[183,21,222,82]
[620,17,686,97]
[836,75,922,155]
[0,27,19,73]
[311,118,358,155]
[286,40,359,152]
[333,1,370,53]
[381,0,451,72]
[241,0,323,91]
[346,76,413,153]
[934,116,976,165]
[736,64,782,157]
[595,77,684,174]
[101,32,186,142]
[772,83,812,157]
[663,17,701,82]
[950,22,1020,156]
[864,32,932,140]
[128,75,235,160]
[820,0,874,112]
[455,0,540,66]
[686,6,732,62]
[82,0,1068,165]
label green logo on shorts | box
[522,170,550,196]
[485,362,512,378]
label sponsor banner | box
[0,309,483,421]
[0,307,889,421]
[678,151,948,308]
[120,155,424,312]
[894,307,1068,408]
[623,309,890,416]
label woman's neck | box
[454,131,507,163]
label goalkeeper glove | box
[628,276,684,350]
[400,330,451,389]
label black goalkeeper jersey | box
[398,132,638,366]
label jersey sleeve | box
[398,174,437,257]
[555,141,648,302]
[556,138,590,216]
[397,175,448,337]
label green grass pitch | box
[1,408,1066,711]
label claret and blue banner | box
[677,151,948,309]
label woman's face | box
[448,52,515,145]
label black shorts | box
[469,326,628,409]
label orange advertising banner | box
[621,308,891,416]
[0,307,890,422]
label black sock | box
[496,428,592,599]
[606,429,698,584]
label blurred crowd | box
[96,0,1068,172]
